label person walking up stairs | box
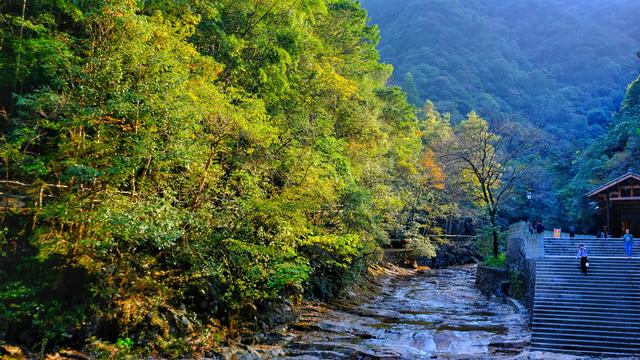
[531,235,640,356]
[576,244,588,275]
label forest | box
[1,0,639,357]
[361,0,640,229]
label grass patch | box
[483,252,506,268]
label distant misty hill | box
[361,0,640,139]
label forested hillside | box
[2,0,637,356]
[565,73,640,229]
[361,0,640,139]
[0,0,448,355]
[361,0,640,229]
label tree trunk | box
[489,210,499,257]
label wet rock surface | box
[256,265,532,359]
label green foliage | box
[0,0,446,354]
[115,337,134,349]
[475,225,507,259]
[483,253,506,268]
[361,0,640,229]
[361,0,640,138]
[565,73,640,231]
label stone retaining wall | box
[475,265,509,296]
[506,221,543,317]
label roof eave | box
[585,172,640,198]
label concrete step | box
[530,342,640,355]
[531,335,640,348]
[535,323,640,339]
[537,258,640,262]
[534,282,640,289]
[533,306,640,316]
[534,293,640,301]
[530,345,633,357]
[535,275,640,282]
[536,271,640,276]
[532,321,640,331]
[534,298,640,306]
[534,299,640,307]
[533,315,640,326]
[544,246,635,248]
[533,331,640,343]
[533,301,640,309]
[535,282,640,289]
[532,244,640,356]
[536,263,640,267]
[535,276,640,283]
[536,270,640,276]
[534,286,640,295]
[534,303,640,313]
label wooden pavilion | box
[586,169,640,237]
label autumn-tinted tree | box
[445,113,538,257]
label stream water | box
[257,265,532,359]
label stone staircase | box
[531,237,640,356]
[544,237,639,257]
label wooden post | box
[606,192,611,237]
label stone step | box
[544,247,633,249]
[531,345,634,357]
[534,293,640,301]
[534,287,640,295]
[534,297,640,306]
[535,282,640,289]
[535,281,640,289]
[545,241,633,243]
[533,315,640,326]
[533,331,640,343]
[530,342,640,355]
[537,262,640,266]
[544,247,634,251]
[532,324,640,333]
[532,320,640,331]
[536,268,640,272]
[545,252,636,256]
[531,335,640,348]
[533,303,640,312]
[532,241,640,357]
[540,255,640,260]
[532,307,640,316]
[535,274,640,281]
[536,270,640,276]
[544,243,634,246]
[535,276,640,282]
[534,302,640,312]
[544,239,633,243]
[536,272,640,278]
[534,298,640,306]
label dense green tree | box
[564,71,640,231]
[361,0,640,229]
[361,0,640,138]
[0,0,449,354]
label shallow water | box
[259,265,532,359]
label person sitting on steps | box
[577,244,588,275]
[623,229,634,259]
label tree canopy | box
[0,0,448,354]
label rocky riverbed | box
[254,264,531,359]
